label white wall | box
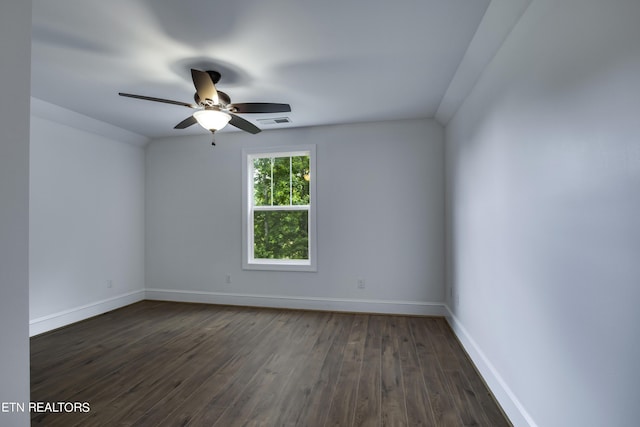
[445,0,640,426]
[0,1,31,425]
[146,119,445,314]
[29,104,146,334]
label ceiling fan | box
[119,69,291,145]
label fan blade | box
[229,103,291,114]
[206,70,221,84]
[174,115,197,129]
[229,114,261,134]
[191,69,218,105]
[119,92,196,108]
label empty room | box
[1,0,639,426]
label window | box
[242,145,316,271]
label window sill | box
[243,260,317,272]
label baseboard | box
[444,305,538,427]
[145,288,447,316]
[28,288,444,336]
[29,290,146,337]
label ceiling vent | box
[256,117,291,125]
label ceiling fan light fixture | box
[193,109,231,131]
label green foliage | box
[253,210,309,259]
[253,155,309,206]
[252,154,310,260]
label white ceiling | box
[31,0,528,140]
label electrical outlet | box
[225,274,232,284]
[357,278,365,289]
[107,280,113,289]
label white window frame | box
[242,145,317,272]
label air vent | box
[256,117,291,125]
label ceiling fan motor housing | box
[194,89,231,108]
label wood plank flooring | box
[30,301,510,426]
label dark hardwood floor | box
[30,301,510,426]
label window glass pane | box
[253,210,309,260]
[272,156,291,206]
[253,157,272,206]
[291,155,310,205]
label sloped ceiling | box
[31,0,529,140]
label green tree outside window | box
[252,154,310,260]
